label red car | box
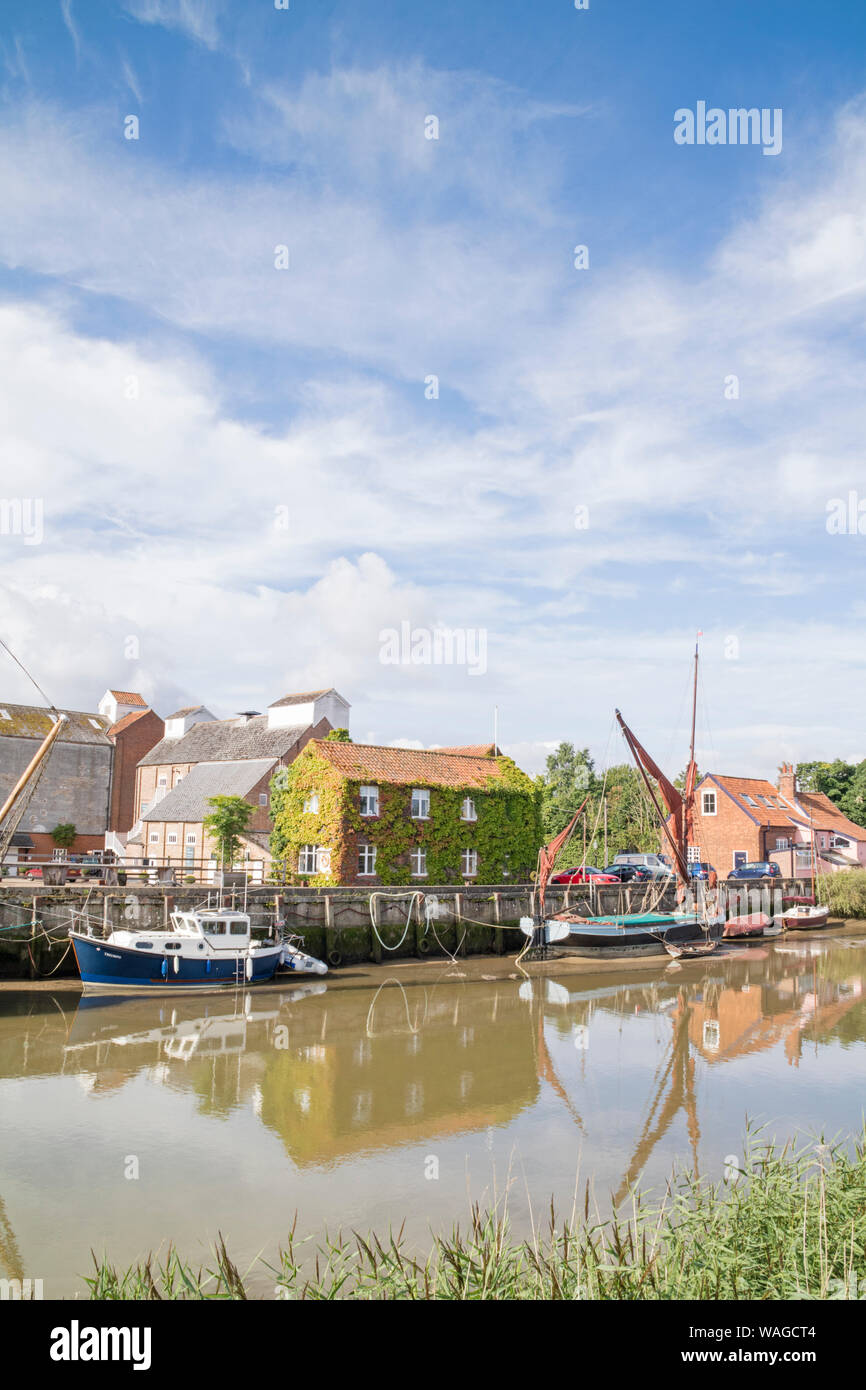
[550,865,619,885]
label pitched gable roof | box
[0,704,112,745]
[308,740,508,789]
[786,791,866,840]
[434,744,498,757]
[141,759,276,823]
[107,709,149,737]
[109,690,147,706]
[269,688,338,708]
[703,775,792,819]
[140,715,309,766]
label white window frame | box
[259,794,268,806]
[358,843,377,877]
[775,837,789,850]
[167,833,178,845]
[157,776,167,787]
[686,845,701,864]
[460,797,477,822]
[461,848,478,877]
[410,847,427,877]
[701,791,716,816]
[411,788,430,820]
[298,844,323,874]
[149,832,159,844]
[303,793,320,814]
[359,785,379,817]
[186,833,196,845]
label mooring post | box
[370,893,383,963]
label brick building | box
[683,763,866,876]
[272,740,538,886]
[0,688,163,865]
[127,688,350,876]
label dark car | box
[727,861,782,882]
[688,861,716,881]
[603,863,654,882]
[550,865,619,885]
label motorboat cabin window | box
[134,941,154,950]
[165,942,181,951]
[229,922,248,935]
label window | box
[186,833,196,844]
[686,845,701,863]
[298,845,323,874]
[358,843,377,876]
[89,718,101,730]
[158,776,167,787]
[741,794,756,806]
[360,785,379,816]
[149,832,159,844]
[167,833,178,845]
[411,788,430,819]
[461,797,477,822]
[0,709,8,719]
[230,922,247,936]
[775,837,790,850]
[174,774,183,784]
[259,794,268,806]
[411,847,427,877]
[303,793,320,814]
[701,791,716,816]
[461,848,478,877]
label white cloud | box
[122,0,225,50]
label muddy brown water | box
[1,925,865,1297]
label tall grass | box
[86,1130,866,1300]
[819,870,866,918]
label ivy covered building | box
[269,740,540,886]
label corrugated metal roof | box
[140,716,309,766]
[0,704,112,745]
[141,760,276,823]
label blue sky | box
[2,0,866,778]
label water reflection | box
[2,931,866,1294]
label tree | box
[50,823,76,850]
[324,728,351,742]
[674,765,702,792]
[536,743,596,839]
[203,795,255,868]
[796,759,855,807]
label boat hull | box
[723,913,769,939]
[779,907,831,932]
[552,914,711,958]
[70,933,283,993]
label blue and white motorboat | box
[69,908,327,993]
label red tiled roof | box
[109,690,147,705]
[435,744,498,757]
[787,792,866,840]
[308,740,507,788]
[107,709,149,737]
[710,775,791,816]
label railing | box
[1,853,266,887]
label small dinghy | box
[723,912,770,939]
[779,904,830,931]
[662,937,718,960]
[69,909,327,993]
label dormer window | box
[360,785,379,816]
[461,797,477,822]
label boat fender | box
[173,955,180,975]
[327,948,342,968]
[246,955,253,980]
[161,957,167,978]
[206,959,211,974]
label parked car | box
[603,863,654,882]
[24,865,42,879]
[613,853,673,877]
[688,861,716,881]
[550,865,620,885]
[727,861,782,882]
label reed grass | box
[84,1129,866,1300]
[819,870,866,919]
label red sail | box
[616,712,690,883]
[536,796,590,917]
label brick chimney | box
[778,762,796,801]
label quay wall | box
[0,878,816,979]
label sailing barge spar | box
[524,644,719,958]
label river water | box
[2,927,865,1297]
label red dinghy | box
[723,912,769,939]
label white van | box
[613,853,673,877]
